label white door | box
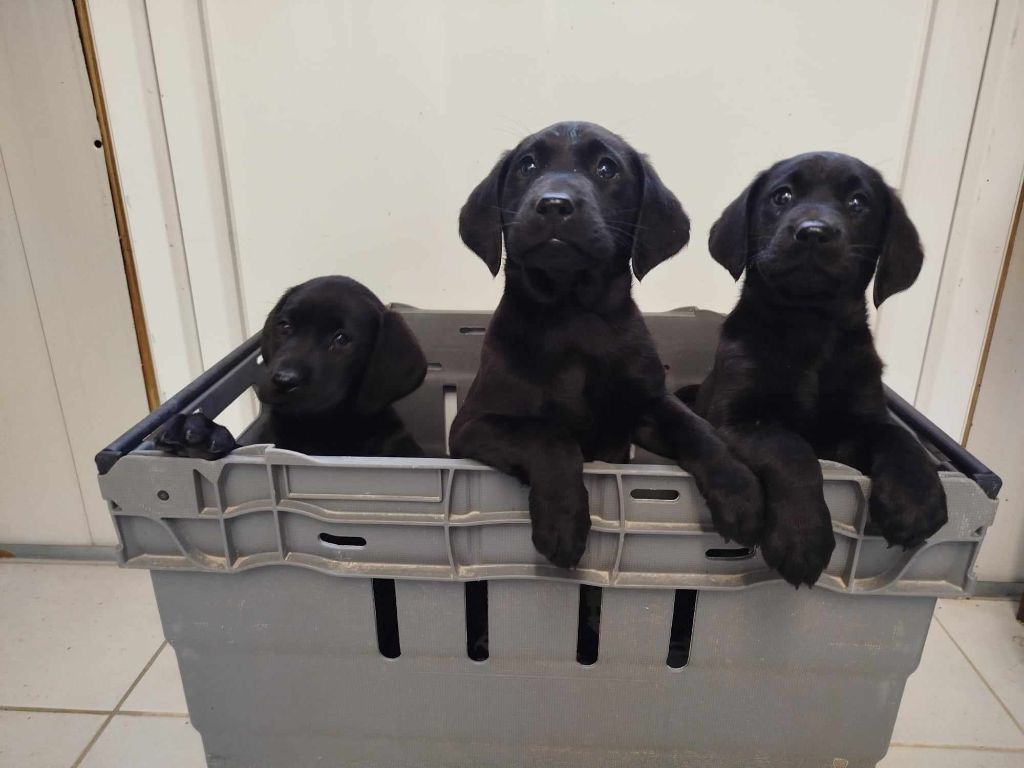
[0,1,149,549]
[966,198,1024,585]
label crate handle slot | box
[630,488,679,501]
[666,590,698,668]
[318,533,367,550]
[465,581,489,662]
[705,546,755,561]
[371,579,401,659]
[459,326,486,335]
[576,585,602,666]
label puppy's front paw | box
[702,457,765,546]
[155,413,238,460]
[529,481,591,568]
[761,499,836,588]
[870,466,948,549]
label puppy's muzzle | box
[535,192,575,219]
[794,219,837,244]
[269,365,306,394]
[511,190,594,271]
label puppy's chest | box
[494,310,659,427]
[793,367,822,423]
[533,337,650,423]
[763,341,863,426]
[755,341,832,425]
[269,411,394,456]
[542,351,631,420]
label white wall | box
[248,0,958,334]
[200,0,934,329]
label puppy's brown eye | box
[518,156,537,176]
[331,331,350,349]
[771,187,793,206]
[277,320,292,335]
[596,157,619,179]
[848,193,869,212]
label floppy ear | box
[260,285,298,361]
[354,309,428,415]
[708,171,765,281]
[631,156,690,280]
[458,152,511,276]
[873,189,924,308]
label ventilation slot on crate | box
[371,579,401,659]
[705,546,755,560]
[465,581,489,662]
[318,533,367,550]
[576,585,602,666]
[666,589,698,668]
[630,488,679,501]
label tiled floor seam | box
[889,742,1024,753]
[69,639,168,768]
[0,705,184,717]
[935,614,1024,736]
[0,705,112,716]
[115,710,189,718]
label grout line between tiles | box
[66,711,112,765]
[116,710,189,718]
[69,640,168,768]
[890,741,1024,753]
[0,704,186,718]
[935,613,1024,736]
[0,705,111,716]
[0,559,117,567]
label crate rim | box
[94,307,1001,501]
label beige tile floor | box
[1,561,1021,767]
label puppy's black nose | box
[536,193,575,218]
[271,367,304,392]
[794,220,837,244]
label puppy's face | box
[257,277,383,414]
[750,154,887,301]
[501,123,642,286]
[711,153,924,308]
[459,121,690,304]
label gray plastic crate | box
[96,308,1000,768]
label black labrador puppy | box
[157,276,427,458]
[450,121,763,568]
[685,152,948,586]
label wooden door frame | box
[74,0,158,410]
[963,183,1024,446]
